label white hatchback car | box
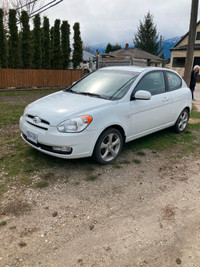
[20,66,192,164]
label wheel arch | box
[92,124,126,164]
[92,124,126,153]
[179,106,191,119]
[173,106,190,133]
[102,124,126,142]
[185,106,191,117]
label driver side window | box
[135,71,165,96]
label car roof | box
[100,66,159,74]
[99,66,182,78]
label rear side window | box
[135,71,165,95]
[166,71,182,91]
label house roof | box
[83,50,95,61]
[172,20,200,48]
[110,48,163,62]
[170,44,200,51]
[70,50,95,61]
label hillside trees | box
[133,12,159,56]
[0,8,83,70]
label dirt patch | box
[0,198,32,217]
[161,204,176,221]
[0,153,200,266]
[189,118,200,124]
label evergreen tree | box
[133,12,159,56]
[0,9,7,68]
[33,14,42,69]
[8,9,19,68]
[61,20,70,69]
[105,43,112,53]
[105,43,121,53]
[42,16,51,69]
[50,26,54,69]
[52,19,61,69]
[113,43,121,51]
[20,10,31,68]
[72,22,83,69]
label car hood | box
[25,91,115,126]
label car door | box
[165,71,188,120]
[128,71,173,140]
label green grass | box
[35,181,49,188]
[191,105,200,119]
[0,221,7,227]
[86,175,98,181]
[132,159,141,164]
[136,151,146,156]
[0,103,25,127]
[0,89,59,97]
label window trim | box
[131,70,166,99]
[196,31,200,40]
[164,71,182,92]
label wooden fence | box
[0,69,84,89]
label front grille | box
[22,134,72,155]
[25,114,50,131]
[27,115,50,125]
[26,121,48,130]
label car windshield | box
[65,69,139,100]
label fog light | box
[52,146,72,152]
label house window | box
[172,57,185,67]
[194,57,200,66]
[196,32,200,40]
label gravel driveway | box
[0,88,200,267]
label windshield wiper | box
[67,89,79,94]
[78,92,101,98]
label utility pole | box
[184,0,199,86]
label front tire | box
[173,108,189,133]
[92,128,123,164]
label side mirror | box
[132,90,151,100]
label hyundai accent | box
[19,66,192,164]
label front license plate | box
[26,129,38,144]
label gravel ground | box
[0,87,200,267]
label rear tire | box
[92,128,123,164]
[173,108,189,133]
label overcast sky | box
[42,0,200,47]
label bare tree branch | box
[1,0,63,26]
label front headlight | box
[57,115,93,133]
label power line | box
[16,0,38,11]
[5,0,63,18]
[29,0,63,18]
[4,0,38,16]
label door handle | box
[162,97,169,102]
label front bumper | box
[19,116,98,159]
